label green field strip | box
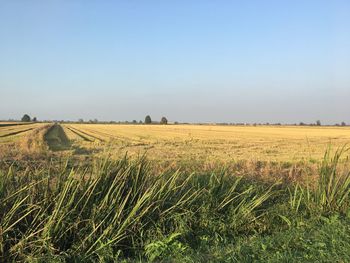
[44,124,71,151]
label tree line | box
[21,114,37,122]
[74,115,169,125]
[17,114,348,126]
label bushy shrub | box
[21,114,31,122]
[145,115,152,124]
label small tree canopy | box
[21,114,31,122]
[316,120,321,126]
[160,117,168,124]
[145,115,152,124]
[32,117,37,122]
[341,122,346,126]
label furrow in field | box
[77,126,143,145]
[0,124,42,137]
[0,122,34,127]
[66,127,95,142]
[63,126,84,141]
[86,126,146,142]
[0,128,35,138]
[0,125,31,133]
[81,128,118,140]
[68,126,105,142]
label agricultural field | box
[0,122,45,143]
[3,122,349,164]
[61,124,350,164]
[1,122,350,262]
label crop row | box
[65,126,105,142]
[0,123,43,140]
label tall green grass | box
[0,156,273,262]
[316,146,350,212]
[287,146,350,215]
[1,147,350,262]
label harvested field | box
[62,124,350,163]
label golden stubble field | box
[0,123,45,143]
[61,124,350,164]
[1,122,350,164]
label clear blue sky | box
[0,1,349,124]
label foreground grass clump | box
[0,147,350,262]
[0,156,273,262]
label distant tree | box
[139,120,143,124]
[174,121,179,125]
[341,122,346,126]
[94,118,98,123]
[299,122,305,126]
[32,117,37,122]
[132,120,137,124]
[78,119,84,123]
[21,114,31,122]
[316,120,321,126]
[145,115,152,124]
[160,117,168,125]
